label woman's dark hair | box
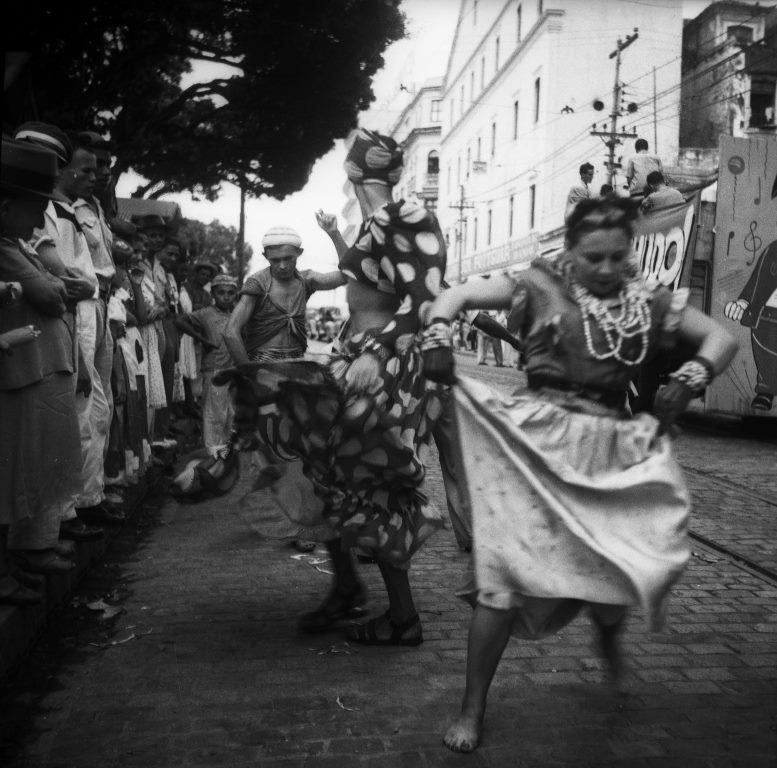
[565,197,640,247]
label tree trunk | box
[236,184,246,288]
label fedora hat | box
[14,122,72,166]
[77,130,112,161]
[134,214,167,231]
[1,138,58,200]
[193,259,220,276]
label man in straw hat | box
[0,138,82,594]
[14,122,120,532]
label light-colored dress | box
[455,256,691,637]
[138,262,167,409]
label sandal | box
[347,611,423,647]
[298,583,368,634]
[0,576,42,606]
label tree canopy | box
[178,218,252,280]
[6,0,405,200]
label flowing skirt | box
[220,342,447,565]
[454,376,690,638]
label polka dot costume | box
[223,349,446,565]
[339,199,447,355]
[220,200,451,564]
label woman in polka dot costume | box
[220,129,450,645]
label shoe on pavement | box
[11,549,75,575]
[52,539,77,559]
[60,519,104,541]
[9,568,44,589]
[76,504,126,526]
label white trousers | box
[74,299,113,507]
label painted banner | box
[706,135,777,419]
[632,191,701,291]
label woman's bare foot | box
[443,713,482,753]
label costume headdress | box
[565,197,640,246]
[211,274,237,289]
[344,129,403,187]
[262,225,302,249]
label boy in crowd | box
[174,274,238,449]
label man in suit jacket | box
[724,238,777,410]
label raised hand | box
[315,210,338,234]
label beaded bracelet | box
[669,356,715,393]
[360,337,392,363]
[420,320,453,352]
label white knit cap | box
[262,225,302,249]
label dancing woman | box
[420,197,737,752]
[220,129,449,645]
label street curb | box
[0,463,168,679]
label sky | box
[114,0,762,306]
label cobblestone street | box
[2,357,776,768]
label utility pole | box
[591,29,639,186]
[449,184,474,284]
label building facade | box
[680,2,776,148]
[387,79,444,215]
[437,0,683,282]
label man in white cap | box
[224,214,346,364]
[223,214,346,552]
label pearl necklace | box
[571,281,650,366]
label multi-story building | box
[680,2,776,148]
[437,0,683,282]
[388,78,444,214]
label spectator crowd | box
[0,124,238,606]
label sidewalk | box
[1,380,776,767]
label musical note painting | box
[712,135,777,417]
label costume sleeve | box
[360,202,447,354]
[505,278,533,337]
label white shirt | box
[34,199,99,298]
